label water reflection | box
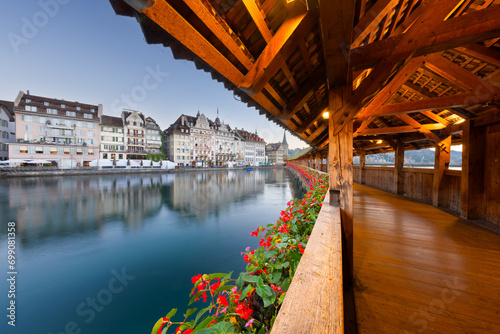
[0,168,300,247]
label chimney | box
[181,115,186,125]
[27,90,30,95]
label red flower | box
[210,281,220,294]
[236,303,253,320]
[201,292,208,303]
[250,227,260,237]
[218,294,229,307]
[191,274,202,284]
[298,244,305,254]
[278,224,289,234]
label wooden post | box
[394,139,405,195]
[329,87,354,282]
[460,120,486,219]
[433,136,451,207]
[359,149,366,185]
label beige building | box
[163,115,191,166]
[122,110,146,160]
[9,91,101,167]
[0,100,15,161]
[266,143,284,164]
[145,116,164,160]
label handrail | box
[271,190,344,334]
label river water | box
[0,168,304,334]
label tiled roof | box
[101,115,124,127]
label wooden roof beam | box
[183,0,254,70]
[239,7,317,94]
[333,0,463,136]
[351,4,500,71]
[365,92,495,117]
[280,66,326,120]
[398,114,444,143]
[351,0,399,49]
[424,53,500,93]
[319,0,356,88]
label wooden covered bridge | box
[109,0,500,332]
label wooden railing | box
[271,188,344,333]
[354,166,462,213]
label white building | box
[0,100,15,161]
[234,128,266,166]
[212,113,235,166]
[100,115,126,160]
[145,116,164,160]
[9,91,101,167]
[191,111,215,166]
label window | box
[103,153,108,159]
[66,111,76,117]
[84,113,92,119]
[76,106,81,111]
[25,106,37,112]
[25,99,32,103]
[46,108,58,115]
[90,108,95,113]
[86,122,95,128]
[24,124,33,132]
[61,104,66,108]
[86,130,95,137]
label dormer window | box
[90,108,95,113]
[61,104,66,108]
[76,106,81,111]
[26,99,32,103]
[44,102,49,106]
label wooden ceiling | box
[109,0,500,155]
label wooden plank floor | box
[353,183,500,334]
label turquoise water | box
[0,168,304,334]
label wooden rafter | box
[425,54,500,93]
[351,0,399,48]
[398,113,444,143]
[333,0,463,136]
[361,92,496,118]
[351,4,500,71]
[239,7,317,94]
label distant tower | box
[215,107,221,125]
[282,131,289,159]
[196,107,200,118]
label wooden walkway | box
[353,183,500,334]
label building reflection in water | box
[0,168,301,247]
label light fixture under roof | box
[322,111,329,119]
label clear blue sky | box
[0,0,306,149]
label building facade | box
[122,110,146,160]
[145,116,164,161]
[100,115,126,160]
[266,143,284,164]
[191,111,215,166]
[9,91,101,167]
[235,128,266,166]
[213,114,235,166]
[163,115,191,166]
[0,100,15,161]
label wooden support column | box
[359,150,366,185]
[460,120,486,219]
[329,87,355,333]
[394,140,405,195]
[433,136,451,207]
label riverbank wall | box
[0,165,285,178]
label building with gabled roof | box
[0,100,15,161]
[100,115,125,160]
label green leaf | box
[262,290,277,307]
[258,326,266,334]
[240,285,253,301]
[275,242,288,249]
[289,249,302,262]
[280,278,291,292]
[242,274,259,283]
[207,273,228,280]
[236,273,244,287]
[194,316,215,331]
[193,306,211,326]
[151,318,164,334]
[264,249,278,258]
[194,321,235,334]
[270,272,282,284]
[184,308,197,319]
[214,285,234,295]
[283,261,290,268]
[166,308,177,319]
[256,276,273,298]
[189,290,205,305]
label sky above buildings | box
[0,0,305,149]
